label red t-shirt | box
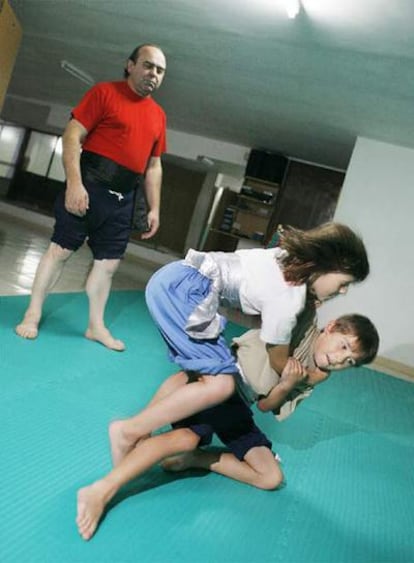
[72,81,167,174]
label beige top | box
[233,322,320,420]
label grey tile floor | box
[0,203,258,331]
[0,207,160,297]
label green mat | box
[1,291,413,563]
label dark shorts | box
[51,180,134,260]
[173,393,272,461]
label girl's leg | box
[146,371,189,407]
[77,427,200,541]
[119,371,190,446]
[109,373,235,466]
[162,446,283,490]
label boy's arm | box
[257,357,306,412]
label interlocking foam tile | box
[1,291,413,562]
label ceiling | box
[4,0,414,170]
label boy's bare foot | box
[109,420,136,467]
[76,482,108,541]
[15,312,40,339]
[161,451,200,472]
[85,327,125,351]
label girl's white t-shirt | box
[235,247,307,345]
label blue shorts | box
[145,261,238,374]
[51,180,134,260]
[173,393,272,461]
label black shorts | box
[51,180,134,260]
[173,393,272,461]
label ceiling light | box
[285,0,301,19]
[60,60,95,86]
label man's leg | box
[77,427,200,541]
[15,242,73,339]
[109,373,235,466]
[162,445,283,490]
[84,258,125,351]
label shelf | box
[237,194,274,206]
[209,227,240,239]
[244,176,281,190]
[209,227,265,243]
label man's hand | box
[65,181,89,216]
[140,209,159,239]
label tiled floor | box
[0,206,161,297]
[0,202,259,331]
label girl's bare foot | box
[109,420,136,467]
[76,482,108,541]
[85,327,125,351]
[15,312,40,339]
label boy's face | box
[313,321,360,371]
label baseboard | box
[369,356,414,383]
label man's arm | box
[141,156,162,239]
[62,119,89,216]
[257,357,305,412]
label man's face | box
[313,321,360,371]
[127,46,166,97]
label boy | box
[76,314,379,540]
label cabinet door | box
[269,161,344,232]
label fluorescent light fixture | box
[60,60,95,86]
[285,0,301,19]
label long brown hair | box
[277,223,369,285]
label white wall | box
[318,137,414,366]
[167,129,249,166]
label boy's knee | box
[263,470,284,490]
[255,466,284,491]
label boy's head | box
[313,314,379,371]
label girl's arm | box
[266,342,290,375]
[257,357,305,412]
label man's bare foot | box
[76,481,109,541]
[15,312,40,339]
[161,451,200,472]
[109,420,136,467]
[85,327,125,351]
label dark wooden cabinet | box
[202,160,345,252]
[202,177,281,251]
[269,160,344,231]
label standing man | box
[15,44,167,351]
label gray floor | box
[0,206,163,297]
[0,202,258,330]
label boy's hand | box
[280,357,307,387]
[257,357,306,413]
